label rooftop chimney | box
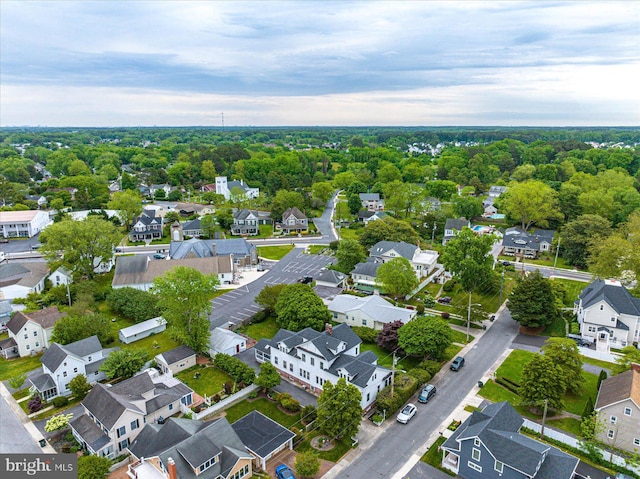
[167,457,177,479]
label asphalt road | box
[209,247,336,329]
[312,191,339,243]
[0,391,42,453]
[335,308,521,479]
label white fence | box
[190,384,260,420]
[522,418,640,475]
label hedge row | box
[213,353,255,385]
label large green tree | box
[270,190,306,220]
[274,283,331,332]
[541,338,584,395]
[40,217,121,279]
[107,190,143,228]
[507,270,558,329]
[440,227,496,293]
[424,180,457,201]
[519,354,566,411]
[335,238,366,274]
[52,313,114,345]
[255,361,281,392]
[376,257,419,299]
[358,216,420,249]
[78,455,112,479]
[254,283,286,314]
[560,214,612,269]
[295,451,321,478]
[501,180,562,230]
[612,346,640,375]
[452,195,484,220]
[153,266,219,353]
[312,181,334,205]
[397,316,452,359]
[100,349,149,380]
[316,377,362,440]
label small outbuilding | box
[209,327,247,356]
[118,316,167,344]
[155,345,196,375]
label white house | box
[574,279,640,351]
[0,262,50,300]
[327,294,416,330]
[70,369,194,458]
[50,266,73,287]
[0,210,51,238]
[359,193,384,211]
[501,227,555,258]
[215,177,259,201]
[209,327,247,356]
[118,317,167,344]
[155,345,197,376]
[254,323,392,411]
[369,240,439,279]
[280,207,308,234]
[350,258,384,294]
[28,335,117,400]
[3,306,65,358]
[442,219,469,245]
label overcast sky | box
[1,1,639,127]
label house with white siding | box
[327,294,416,330]
[0,210,51,238]
[3,306,65,358]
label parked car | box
[418,384,437,403]
[450,356,465,371]
[500,260,512,266]
[0,237,8,243]
[297,276,313,284]
[396,403,417,424]
[275,464,296,479]
[566,334,592,347]
[437,296,452,304]
[31,243,42,250]
[153,253,166,259]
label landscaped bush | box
[28,395,44,413]
[107,287,161,323]
[416,304,425,315]
[407,368,432,384]
[301,404,317,424]
[495,377,520,394]
[279,394,301,412]
[570,321,580,334]
[442,279,457,292]
[223,381,234,395]
[441,312,450,319]
[351,326,378,343]
[213,353,256,384]
[251,309,269,324]
[422,294,436,308]
[376,373,419,414]
[51,396,69,408]
[415,359,441,377]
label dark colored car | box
[31,243,42,250]
[437,296,452,304]
[450,356,465,371]
[500,260,512,266]
[298,276,313,284]
[418,384,437,403]
[153,253,166,259]
[275,464,296,479]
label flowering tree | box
[45,413,74,432]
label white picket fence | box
[522,418,640,475]
[189,384,260,420]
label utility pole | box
[540,399,549,439]
[390,351,397,398]
[499,269,505,304]
[431,221,436,247]
[467,291,471,342]
[66,281,72,306]
[553,236,561,270]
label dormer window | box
[198,455,218,473]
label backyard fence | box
[190,384,260,420]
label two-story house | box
[442,219,470,245]
[3,306,65,358]
[149,184,172,198]
[0,209,51,238]
[169,237,258,268]
[595,363,640,454]
[215,177,259,201]
[280,207,308,234]
[482,185,508,217]
[254,323,392,411]
[369,240,439,279]
[327,294,416,330]
[501,227,555,258]
[441,401,579,479]
[70,369,194,458]
[231,209,259,236]
[129,211,163,242]
[28,335,117,400]
[574,279,640,351]
[359,193,384,211]
[127,417,253,479]
[350,258,384,294]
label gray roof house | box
[314,270,347,301]
[127,416,253,479]
[443,218,470,245]
[280,207,308,234]
[359,193,384,211]
[129,211,163,242]
[70,369,194,458]
[209,327,247,357]
[119,317,167,344]
[231,209,271,236]
[254,323,391,411]
[28,335,118,400]
[0,261,50,300]
[155,345,197,376]
[574,279,640,351]
[169,237,258,267]
[350,257,384,294]
[441,401,579,479]
[370,240,439,279]
[181,218,203,238]
[232,411,296,470]
[327,294,416,330]
[501,227,555,258]
[4,306,64,358]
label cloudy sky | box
[1,1,639,126]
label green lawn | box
[442,344,463,362]
[256,224,273,238]
[440,276,516,316]
[496,349,535,384]
[211,288,233,300]
[541,315,567,337]
[306,245,329,255]
[257,245,295,260]
[176,365,233,398]
[550,278,588,307]
[449,328,474,344]
[421,436,454,476]
[238,316,280,341]
[221,397,301,428]
[31,395,84,421]
[0,355,43,382]
[337,228,360,240]
[296,431,353,462]
[360,343,421,370]
[580,355,616,371]
[478,379,521,403]
[547,417,582,436]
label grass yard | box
[238,316,280,341]
[550,278,589,307]
[360,343,421,370]
[221,397,301,428]
[547,417,582,436]
[306,245,329,255]
[257,245,294,260]
[0,355,43,382]
[478,379,521,404]
[580,355,616,371]
[541,315,567,337]
[421,436,454,476]
[296,431,353,462]
[449,328,474,345]
[12,388,30,400]
[31,396,84,421]
[442,344,463,362]
[337,228,360,240]
[496,349,535,384]
[440,276,516,316]
[176,365,233,398]
[522,253,574,270]
[256,224,273,238]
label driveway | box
[313,191,338,243]
[33,403,85,440]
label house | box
[442,218,469,245]
[0,210,51,238]
[441,401,579,479]
[359,193,384,211]
[254,323,392,411]
[155,345,197,376]
[50,266,73,287]
[118,317,167,344]
[483,186,508,216]
[358,210,375,223]
[369,240,439,279]
[129,210,163,242]
[574,279,640,351]
[149,184,172,198]
[501,227,555,258]
[209,327,247,356]
[25,195,48,208]
[231,209,271,236]
[108,181,120,194]
[181,218,203,238]
[280,207,308,234]
[232,411,295,471]
[215,176,259,201]
[175,202,206,217]
[112,255,234,290]
[314,270,346,288]
[200,183,216,193]
[594,363,640,454]
[4,306,65,358]
[70,369,194,458]
[169,237,258,268]
[0,261,50,300]
[327,294,416,330]
[127,416,253,479]
[28,335,117,400]
[350,258,384,294]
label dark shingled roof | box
[502,227,555,252]
[29,372,56,392]
[232,411,295,458]
[350,260,382,278]
[69,414,110,452]
[158,345,196,365]
[444,218,468,231]
[578,279,640,316]
[169,238,254,259]
[6,307,65,335]
[370,241,418,260]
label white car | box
[396,403,417,424]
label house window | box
[610,416,617,424]
[169,404,173,411]
[35,342,39,347]
[116,426,126,438]
[634,438,640,446]
[33,331,38,336]
[467,462,482,473]
[88,356,92,362]
[310,358,314,366]
[301,353,306,361]
[274,357,278,365]
[118,438,129,451]
[26,345,30,350]
[472,448,481,461]
[130,419,139,431]
[24,334,28,339]
[624,407,632,416]
[362,319,367,326]
[283,360,287,369]
[495,461,503,473]
[588,326,597,333]
[600,305,604,310]
[63,371,67,377]
[607,429,615,439]
[473,438,480,447]
[73,367,78,373]
[320,362,324,370]
[367,393,370,402]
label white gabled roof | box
[327,294,415,324]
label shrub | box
[416,359,441,377]
[351,326,378,343]
[301,404,317,423]
[223,381,234,395]
[570,321,580,334]
[371,414,383,423]
[107,287,161,323]
[212,394,221,403]
[28,395,44,413]
[376,373,418,413]
[248,391,258,399]
[417,304,425,315]
[51,396,69,408]
[441,312,450,319]
[213,353,256,384]
[251,310,269,324]
[278,393,301,412]
[329,241,339,251]
[407,368,432,384]
[442,279,457,292]
[422,294,436,308]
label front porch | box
[441,450,459,474]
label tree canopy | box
[376,257,419,299]
[500,180,563,231]
[51,313,114,345]
[100,349,149,380]
[507,270,558,329]
[440,227,496,293]
[274,283,331,332]
[519,354,566,411]
[541,338,584,395]
[254,283,286,314]
[358,216,420,249]
[397,316,452,359]
[316,377,362,440]
[335,238,366,274]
